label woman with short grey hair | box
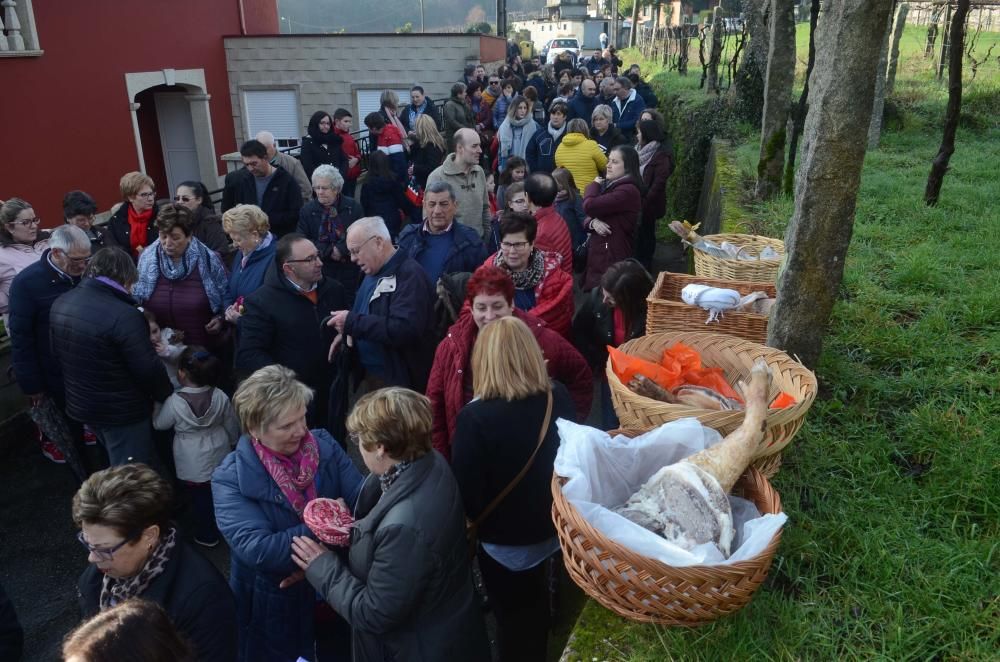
[297,163,363,299]
[591,103,628,155]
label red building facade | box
[2,0,278,227]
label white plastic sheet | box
[553,418,788,567]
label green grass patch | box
[562,25,1000,662]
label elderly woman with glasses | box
[132,204,231,350]
[290,387,490,662]
[74,463,237,660]
[0,197,50,327]
[213,365,363,662]
[485,211,573,338]
[296,164,363,301]
[105,171,159,261]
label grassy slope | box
[562,24,999,662]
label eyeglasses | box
[501,240,531,250]
[347,235,377,256]
[60,252,92,265]
[10,217,41,227]
[286,253,322,264]
[136,191,156,199]
[174,195,193,202]
[77,531,136,562]
[489,80,500,85]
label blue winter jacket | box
[212,429,363,662]
[611,90,647,138]
[525,125,565,174]
[228,235,276,303]
[396,221,487,282]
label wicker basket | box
[646,271,777,344]
[606,331,816,461]
[693,233,785,283]
[551,465,784,625]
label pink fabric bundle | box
[303,498,354,546]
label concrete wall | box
[223,33,505,147]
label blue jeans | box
[91,417,163,473]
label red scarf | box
[127,205,153,257]
[252,432,320,516]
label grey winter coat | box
[304,451,490,662]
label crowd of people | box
[0,46,674,662]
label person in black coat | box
[408,115,447,190]
[49,247,173,470]
[300,110,348,179]
[325,217,436,393]
[9,227,91,408]
[399,85,442,133]
[450,316,576,662]
[236,234,346,428]
[297,164,364,301]
[221,140,303,238]
[74,463,237,661]
[591,105,629,155]
[635,119,675,270]
[292,388,490,662]
[63,190,107,253]
[103,172,159,261]
[360,151,408,239]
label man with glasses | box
[325,217,436,394]
[9,225,93,470]
[236,233,346,428]
[482,76,503,107]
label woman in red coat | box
[581,145,644,291]
[486,212,574,338]
[426,265,592,460]
[635,119,675,270]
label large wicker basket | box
[551,464,784,625]
[693,233,785,282]
[606,331,816,462]
[646,271,777,344]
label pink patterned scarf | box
[252,432,320,516]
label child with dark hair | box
[153,346,239,547]
[144,308,185,388]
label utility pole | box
[420,0,425,33]
[497,0,508,37]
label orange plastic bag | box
[681,366,743,402]
[608,346,676,390]
[769,392,797,409]
[661,342,742,401]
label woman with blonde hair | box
[222,204,274,323]
[212,364,363,661]
[290,387,490,662]
[554,119,607,194]
[409,114,447,190]
[104,172,159,260]
[450,315,576,662]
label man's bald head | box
[255,131,277,158]
[454,128,483,169]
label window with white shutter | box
[243,90,301,147]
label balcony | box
[0,0,42,57]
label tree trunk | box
[782,0,819,195]
[767,0,895,370]
[707,7,724,94]
[755,0,797,199]
[867,8,895,149]
[629,0,641,47]
[925,0,969,206]
[885,3,910,95]
[732,0,771,123]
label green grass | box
[561,24,1000,662]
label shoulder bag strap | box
[472,389,554,528]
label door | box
[155,93,200,194]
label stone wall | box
[223,33,505,147]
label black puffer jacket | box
[103,202,159,260]
[235,262,346,394]
[49,278,173,425]
[79,539,237,661]
[305,452,490,662]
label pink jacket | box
[0,240,49,319]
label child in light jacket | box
[153,346,239,547]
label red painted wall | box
[1,0,277,227]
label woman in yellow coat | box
[554,119,608,194]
